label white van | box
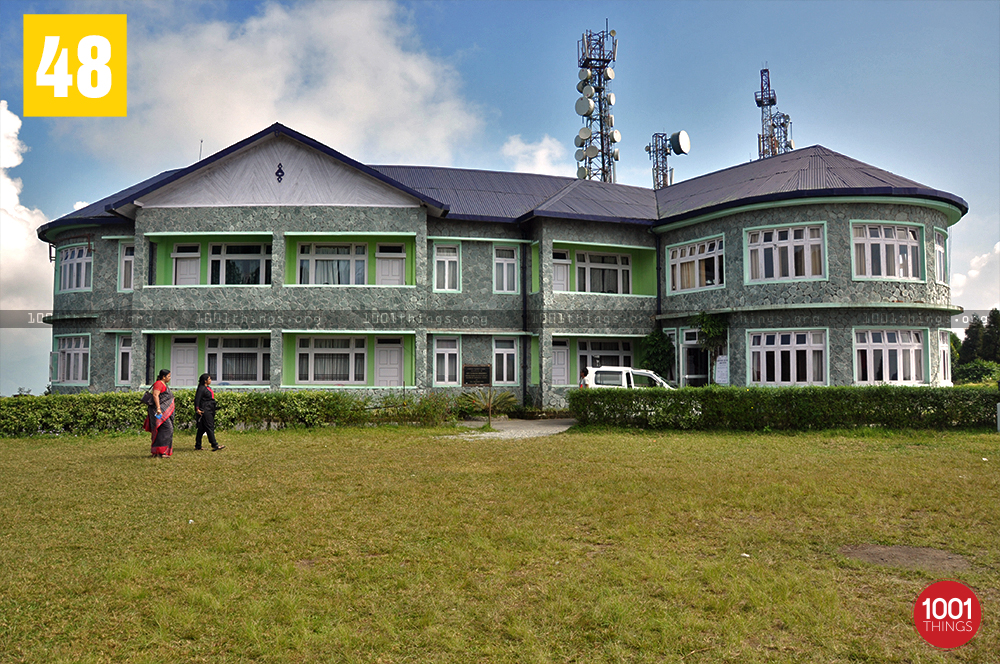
[580,366,673,389]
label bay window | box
[669,237,724,292]
[55,336,89,383]
[855,329,925,384]
[749,330,826,386]
[852,224,921,280]
[59,245,92,292]
[747,226,824,281]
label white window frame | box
[297,336,367,385]
[852,223,922,281]
[854,329,926,385]
[433,336,460,385]
[746,225,825,282]
[116,335,132,385]
[55,335,90,384]
[939,330,952,386]
[668,235,724,293]
[206,336,270,384]
[577,339,633,369]
[494,245,518,293]
[680,328,709,387]
[298,243,367,285]
[576,252,632,294]
[749,330,827,386]
[375,243,407,286]
[209,243,272,285]
[552,249,572,292]
[934,229,948,285]
[58,245,93,292]
[119,243,135,291]
[433,244,460,292]
[493,337,518,384]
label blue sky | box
[1,0,998,395]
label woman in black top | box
[194,373,224,451]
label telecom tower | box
[574,22,620,183]
[755,68,794,159]
[645,130,691,189]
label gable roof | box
[653,145,968,225]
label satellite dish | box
[586,144,600,158]
[612,148,620,161]
[577,166,589,179]
[606,92,616,106]
[605,67,615,80]
[609,29,616,37]
[574,135,585,148]
[578,68,592,81]
[575,97,595,116]
[578,126,592,140]
[608,114,614,127]
[669,130,691,155]
[583,85,595,99]
[610,130,622,143]
[644,144,651,153]
[789,139,796,149]
[576,80,586,93]
[575,148,586,162]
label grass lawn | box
[1,425,998,663]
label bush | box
[953,359,1000,385]
[567,385,1000,431]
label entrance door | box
[375,339,403,386]
[174,258,200,285]
[171,338,198,387]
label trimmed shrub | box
[953,360,1000,385]
[567,385,1000,431]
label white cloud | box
[54,1,483,171]
[73,201,89,211]
[951,241,1000,307]
[501,134,574,177]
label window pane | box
[812,350,824,382]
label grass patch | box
[2,427,998,662]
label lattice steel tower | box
[574,22,620,183]
[755,67,794,159]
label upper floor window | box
[853,224,921,280]
[297,336,367,384]
[747,226,824,282]
[494,246,518,293]
[210,243,272,285]
[855,329,924,384]
[375,244,406,286]
[55,336,89,383]
[206,336,270,384]
[434,244,460,291]
[749,330,826,386]
[299,243,367,285]
[577,253,631,294]
[669,237,724,292]
[935,231,948,284]
[119,244,134,291]
[59,246,92,292]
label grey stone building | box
[38,124,967,406]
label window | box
[853,224,921,280]
[749,330,826,386]
[375,244,406,285]
[120,244,135,291]
[434,245,459,291]
[297,336,366,384]
[681,329,709,387]
[493,337,517,384]
[552,250,571,292]
[210,244,271,285]
[494,246,517,293]
[434,337,459,384]
[576,252,631,294]
[855,329,925,384]
[939,330,952,384]
[578,339,632,369]
[206,336,270,384]
[55,336,89,383]
[117,335,132,384]
[59,246,92,292]
[669,237,724,292]
[935,231,948,283]
[747,226,824,281]
[299,243,367,285]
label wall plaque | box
[463,364,491,386]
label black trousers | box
[196,411,218,449]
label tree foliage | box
[640,326,675,383]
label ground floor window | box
[855,329,925,384]
[434,337,459,385]
[749,330,826,385]
[117,335,132,384]
[578,339,632,369]
[207,336,270,384]
[56,336,89,383]
[680,329,709,387]
[939,330,952,384]
[494,338,517,384]
[297,336,366,384]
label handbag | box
[140,390,156,407]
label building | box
[38,123,967,405]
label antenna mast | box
[574,21,620,183]
[645,131,691,189]
[755,67,793,159]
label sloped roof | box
[654,145,968,225]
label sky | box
[1,0,998,395]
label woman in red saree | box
[145,369,175,457]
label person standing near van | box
[194,373,225,451]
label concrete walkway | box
[456,418,577,439]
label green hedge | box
[0,390,461,437]
[567,385,1000,430]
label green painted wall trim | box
[531,242,540,293]
[530,336,539,385]
[655,301,962,320]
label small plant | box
[457,388,517,428]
